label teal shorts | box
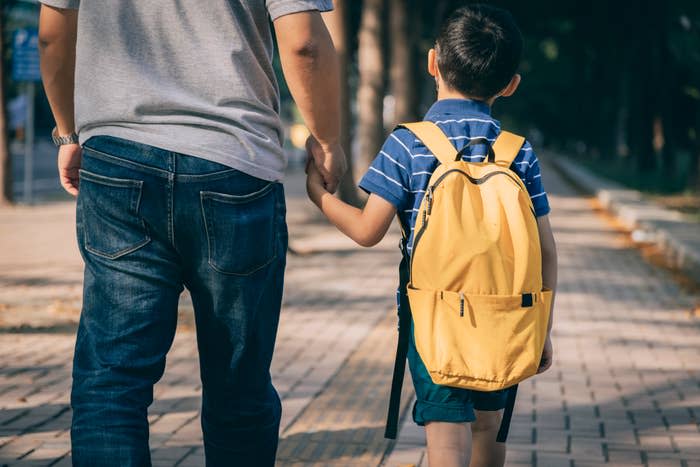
[407,321,509,425]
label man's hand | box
[537,335,553,374]
[57,144,82,196]
[305,136,346,194]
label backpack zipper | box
[409,168,530,285]
[426,187,434,215]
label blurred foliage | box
[470,0,699,192]
[345,0,700,193]
[3,0,700,193]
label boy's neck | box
[436,88,496,107]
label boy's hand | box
[537,335,553,374]
[306,159,327,206]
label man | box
[38,1,345,465]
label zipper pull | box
[426,187,434,215]
[459,292,465,317]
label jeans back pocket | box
[200,182,278,276]
[77,169,151,260]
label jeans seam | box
[83,145,171,178]
[174,169,241,182]
[199,181,275,204]
[168,172,175,247]
[84,142,261,182]
[79,169,144,189]
[84,235,151,260]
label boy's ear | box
[499,74,521,97]
[428,48,438,78]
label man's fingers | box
[332,157,348,179]
[325,180,338,194]
[323,174,339,194]
[61,179,78,196]
[60,172,79,196]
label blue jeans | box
[72,136,287,466]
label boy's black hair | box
[435,4,523,100]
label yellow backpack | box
[385,122,553,441]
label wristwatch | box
[51,127,79,146]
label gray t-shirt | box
[39,0,333,181]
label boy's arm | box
[537,214,557,332]
[307,164,396,247]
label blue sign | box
[12,28,41,82]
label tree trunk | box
[591,0,621,160]
[356,0,386,176]
[0,15,12,205]
[625,0,656,172]
[389,0,417,126]
[690,110,700,192]
[657,9,676,178]
[418,0,448,111]
[322,1,360,206]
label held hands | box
[58,144,82,196]
[305,157,328,206]
[305,135,347,194]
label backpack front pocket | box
[407,287,552,391]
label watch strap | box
[51,127,79,146]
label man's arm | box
[274,11,345,193]
[307,162,395,247]
[38,5,81,196]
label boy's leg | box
[426,421,472,467]
[407,322,476,467]
[470,409,506,467]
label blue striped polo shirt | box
[359,98,550,254]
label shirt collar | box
[424,98,491,119]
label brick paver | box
[385,160,700,467]
[1,163,699,466]
[277,312,413,466]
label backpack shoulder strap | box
[398,121,458,166]
[492,131,526,166]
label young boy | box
[306,4,557,466]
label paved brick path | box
[0,164,699,466]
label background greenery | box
[2,0,700,203]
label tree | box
[356,0,386,176]
[624,0,658,172]
[0,12,12,205]
[389,0,418,126]
[322,1,360,205]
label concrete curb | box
[548,155,700,284]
